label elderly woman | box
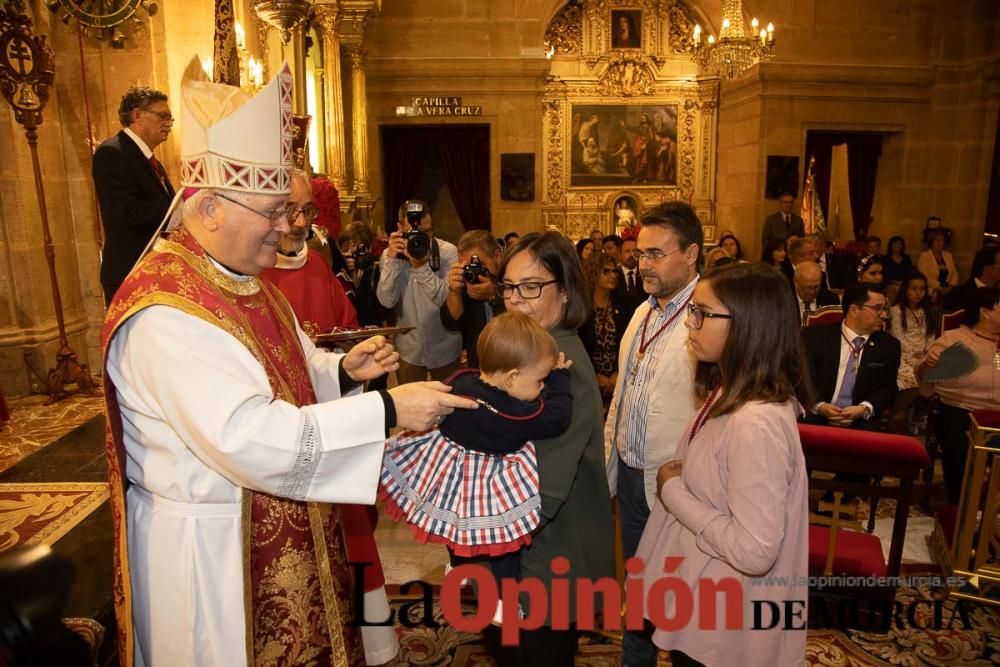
[494,232,615,665]
[919,286,1000,503]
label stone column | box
[346,43,370,195]
[314,4,348,191]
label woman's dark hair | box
[893,273,933,335]
[500,232,590,331]
[964,286,1000,327]
[695,263,814,417]
[848,254,884,288]
[575,238,594,258]
[717,232,744,260]
[760,238,786,265]
[887,235,906,256]
[925,228,949,248]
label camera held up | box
[462,254,486,284]
[399,200,430,260]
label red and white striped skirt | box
[379,429,540,557]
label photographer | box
[377,200,462,383]
[441,230,506,367]
[339,221,389,327]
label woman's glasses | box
[496,280,559,300]
[687,303,733,330]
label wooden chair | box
[804,305,844,327]
[802,424,930,609]
[939,309,964,336]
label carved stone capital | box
[313,3,341,34]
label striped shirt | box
[615,276,699,469]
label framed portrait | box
[500,153,535,201]
[610,10,641,49]
[764,155,799,199]
[612,194,639,233]
[570,104,678,187]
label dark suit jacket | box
[823,252,848,290]
[942,278,981,313]
[93,130,174,297]
[613,266,647,314]
[802,323,901,419]
[761,211,805,245]
[793,287,839,323]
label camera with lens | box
[353,243,373,270]
[462,255,486,284]
[398,200,430,260]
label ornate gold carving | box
[543,98,564,205]
[346,43,370,193]
[598,52,654,97]
[701,113,712,197]
[257,20,271,80]
[544,2,582,56]
[668,3,695,54]
[680,99,697,202]
[314,4,347,190]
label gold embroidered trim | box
[308,503,349,667]
[241,492,255,667]
[154,237,262,296]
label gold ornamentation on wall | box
[545,1,583,56]
[598,52,654,97]
[667,3,695,54]
[543,0,718,237]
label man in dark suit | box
[93,86,175,306]
[761,191,805,246]
[614,236,647,313]
[943,246,1000,312]
[793,261,839,325]
[802,284,900,430]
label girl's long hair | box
[695,263,815,417]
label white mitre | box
[163,56,293,233]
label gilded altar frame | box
[542,0,719,242]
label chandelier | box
[691,0,775,81]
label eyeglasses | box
[861,303,888,315]
[686,303,733,330]
[141,109,174,122]
[630,247,684,263]
[214,192,288,224]
[285,203,319,222]
[496,280,559,300]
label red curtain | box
[437,127,491,231]
[381,125,490,233]
[380,127,429,233]
[846,134,883,240]
[804,131,883,240]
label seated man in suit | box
[802,284,900,430]
[761,191,805,246]
[943,245,1000,312]
[794,261,839,325]
[93,86,175,306]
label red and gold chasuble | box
[102,227,364,667]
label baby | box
[380,311,573,619]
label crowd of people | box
[94,69,998,667]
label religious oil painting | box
[610,10,642,49]
[570,104,678,188]
[500,153,535,201]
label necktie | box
[784,213,790,228]
[833,336,866,408]
[627,270,636,293]
[149,156,168,191]
[801,301,814,326]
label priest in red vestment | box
[260,171,358,337]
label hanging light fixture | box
[251,0,313,44]
[691,0,775,81]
